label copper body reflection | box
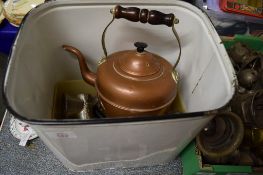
[63,44,177,118]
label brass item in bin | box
[231,90,263,128]
[62,5,181,118]
[244,128,263,160]
[228,42,250,66]
[237,69,258,90]
[196,112,244,163]
[244,128,263,148]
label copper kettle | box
[62,5,181,118]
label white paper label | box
[19,127,33,146]
[45,131,77,139]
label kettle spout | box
[62,45,96,86]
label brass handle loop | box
[101,5,181,69]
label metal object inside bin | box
[63,93,97,119]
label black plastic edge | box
[3,107,210,125]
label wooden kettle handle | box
[112,5,175,27]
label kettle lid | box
[116,42,162,77]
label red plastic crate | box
[219,0,263,18]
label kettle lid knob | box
[134,42,148,53]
